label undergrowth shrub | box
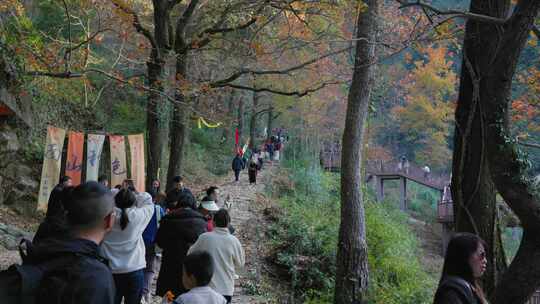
[269,155,436,303]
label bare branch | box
[65,28,111,54]
[190,1,268,51]
[214,81,342,97]
[62,0,72,71]
[518,141,540,150]
[396,0,507,24]
[211,46,352,86]
[110,0,157,49]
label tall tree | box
[249,90,260,149]
[450,0,509,295]
[334,0,379,303]
[410,0,540,302]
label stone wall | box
[0,222,31,250]
[0,123,39,214]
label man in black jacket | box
[165,175,194,209]
[155,195,207,297]
[30,181,116,304]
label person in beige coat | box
[188,209,244,303]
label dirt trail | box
[147,163,280,304]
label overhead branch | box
[65,28,111,54]
[210,46,351,86]
[25,68,186,105]
[110,0,157,49]
[396,0,507,24]
[214,81,341,97]
[190,1,268,50]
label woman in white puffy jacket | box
[101,185,154,304]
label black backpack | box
[0,239,85,304]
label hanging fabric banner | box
[37,126,66,211]
[86,134,105,182]
[65,131,84,185]
[128,134,145,192]
[109,135,127,188]
[235,128,239,146]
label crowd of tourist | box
[0,130,491,304]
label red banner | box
[235,128,239,147]
[65,131,84,185]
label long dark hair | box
[440,233,487,302]
[114,188,136,230]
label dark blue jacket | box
[143,204,165,246]
[28,237,115,304]
[232,156,244,171]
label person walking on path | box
[166,176,195,209]
[148,179,161,200]
[266,140,274,161]
[155,195,208,298]
[188,209,245,304]
[248,158,259,184]
[232,153,244,182]
[199,197,220,232]
[100,188,154,304]
[433,233,488,304]
[274,140,281,161]
[141,194,166,303]
[33,175,73,244]
[1,181,116,303]
[172,251,227,304]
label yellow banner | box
[37,126,66,211]
[109,135,128,188]
[197,117,222,129]
[128,134,145,192]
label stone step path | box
[219,166,273,304]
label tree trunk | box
[267,102,274,142]
[449,0,540,303]
[334,0,378,303]
[222,92,234,142]
[450,0,510,295]
[249,91,260,149]
[166,54,189,191]
[237,95,244,145]
[145,0,173,190]
[146,57,166,190]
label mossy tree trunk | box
[334,0,379,303]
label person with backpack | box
[100,187,154,304]
[188,209,244,304]
[155,195,207,298]
[433,233,488,304]
[0,181,116,304]
[141,193,166,303]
